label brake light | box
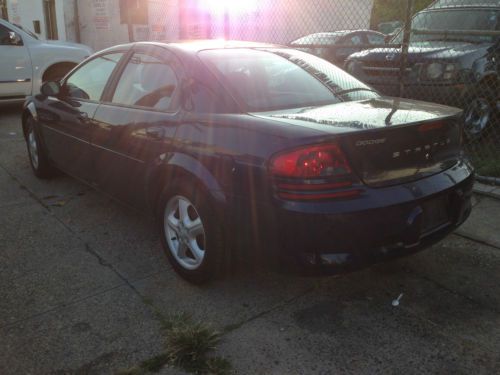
[269,143,363,201]
[270,144,351,178]
[419,121,445,132]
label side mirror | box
[8,31,23,46]
[41,81,61,97]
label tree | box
[371,0,435,30]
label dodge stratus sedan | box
[22,41,474,283]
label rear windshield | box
[199,48,378,112]
[393,9,499,44]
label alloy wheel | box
[28,128,39,170]
[464,97,492,137]
[164,195,206,270]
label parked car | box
[345,0,500,138]
[23,40,473,283]
[290,30,386,66]
[0,18,92,104]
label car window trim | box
[61,50,129,104]
[102,44,184,114]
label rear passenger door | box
[91,45,183,208]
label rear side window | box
[65,53,123,101]
[111,53,179,112]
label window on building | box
[65,53,124,101]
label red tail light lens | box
[269,143,362,201]
[270,144,352,179]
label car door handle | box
[145,127,165,139]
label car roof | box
[428,0,500,9]
[290,30,382,44]
[98,40,286,58]
[298,30,380,38]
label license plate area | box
[421,195,451,234]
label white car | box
[0,18,92,103]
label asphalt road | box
[1,104,499,374]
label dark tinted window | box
[0,24,12,45]
[112,53,179,111]
[367,33,385,44]
[65,53,123,101]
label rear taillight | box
[269,143,363,201]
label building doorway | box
[43,0,58,39]
[0,0,8,20]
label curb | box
[473,182,500,201]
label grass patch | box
[117,313,233,375]
[472,153,500,177]
[166,320,220,372]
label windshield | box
[199,48,378,112]
[393,9,499,44]
[13,23,39,40]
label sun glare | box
[198,0,258,15]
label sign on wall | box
[92,0,111,30]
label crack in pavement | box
[454,231,500,252]
[2,161,500,363]
[0,163,169,328]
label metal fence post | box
[399,0,414,98]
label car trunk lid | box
[256,98,463,187]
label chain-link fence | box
[139,0,500,176]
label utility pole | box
[224,4,229,39]
[127,0,135,42]
[399,0,413,97]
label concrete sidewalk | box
[1,106,499,374]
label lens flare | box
[198,0,258,14]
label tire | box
[463,82,498,140]
[159,181,227,284]
[25,116,56,179]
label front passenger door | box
[0,23,32,98]
[40,52,125,181]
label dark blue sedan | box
[22,41,473,283]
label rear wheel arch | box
[147,154,227,217]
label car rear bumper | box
[260,160,474,274]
